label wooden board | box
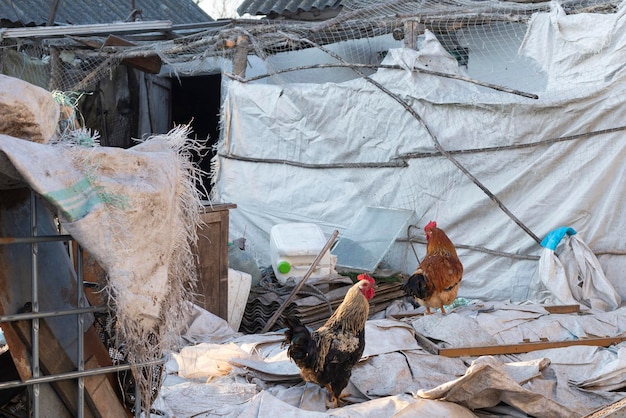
[414,331,626,358]
[11,318,129,417]
[404,304,626,357]
[392,304,581,320]
[438,336,626,357]
[104,35,162,73]
[196,204,236,319]
[544,304,580,314]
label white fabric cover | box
[213,5,626,305]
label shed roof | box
[0,0,212,27]
[237,0,342,17]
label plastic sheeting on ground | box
[153,303,626,417]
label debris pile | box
[240,275,405,333]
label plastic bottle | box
[228,242,262,287]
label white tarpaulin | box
[212,3,626,305]
[153,303,626,417]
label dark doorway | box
[171,74,222,196]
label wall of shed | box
[211,8,626,305]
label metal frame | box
[0,190,156,417]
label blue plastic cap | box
[540,226,577,250]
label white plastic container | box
[270,223,333,285]
[227,268,251,331]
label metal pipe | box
[0,234,72,245]
[30,191,40,417]
[134,379,141,418]
[0,306,108,322]
[0,358,166,389]
[77,244,85,418]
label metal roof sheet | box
[0,0,212,26]
[237,0,342,17]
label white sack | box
[0,129,201,330]
[173,342,251,380]
[566,235,622,310]
[530,230,621,311]
[0,74,59,146]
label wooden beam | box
[0,20,172,39]
[11,318,129,417]
[402,21,425,50]
[544,304,580,314]
[414,331,441,355]
[11,318,96,417]
[104,35,162,74]
[392,304,580,321]
[436,336,626,358]
[232,35,250,78]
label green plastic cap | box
[277,261,291,274]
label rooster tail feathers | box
[283,316,314,363]
[402,271,431,300]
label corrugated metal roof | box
[0,0,213,26]
[237,0,342,17]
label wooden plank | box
[12,318,95,418]
[218,209,230,321]
[437,336,626,358]
[390,311,423,320]
[104,35,162,73]
[414,332,441,355]
[1,322,33,381]
[12,318,129,417]
[544,304,580,314]
[197,211,223,316]
[195,204,235,319]
[585,396,626,418]
[84,356,131,418]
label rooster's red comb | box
[357,273,375,284]
[424,221,437,232]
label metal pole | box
[30,191,40,417]
[76,244,85,418]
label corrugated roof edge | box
[237,0,342,17]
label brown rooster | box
[402,221,463,314]
[282,273,376,408]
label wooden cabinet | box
[195,203,236,319]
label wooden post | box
[232,36,249,78]
[49,46,62,91]
[403,21,425,50]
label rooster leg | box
[326,387,351,408]
[337,392,350,404]
[440,306,446,315]
[325,384,338,408]
[425,307,432,315]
